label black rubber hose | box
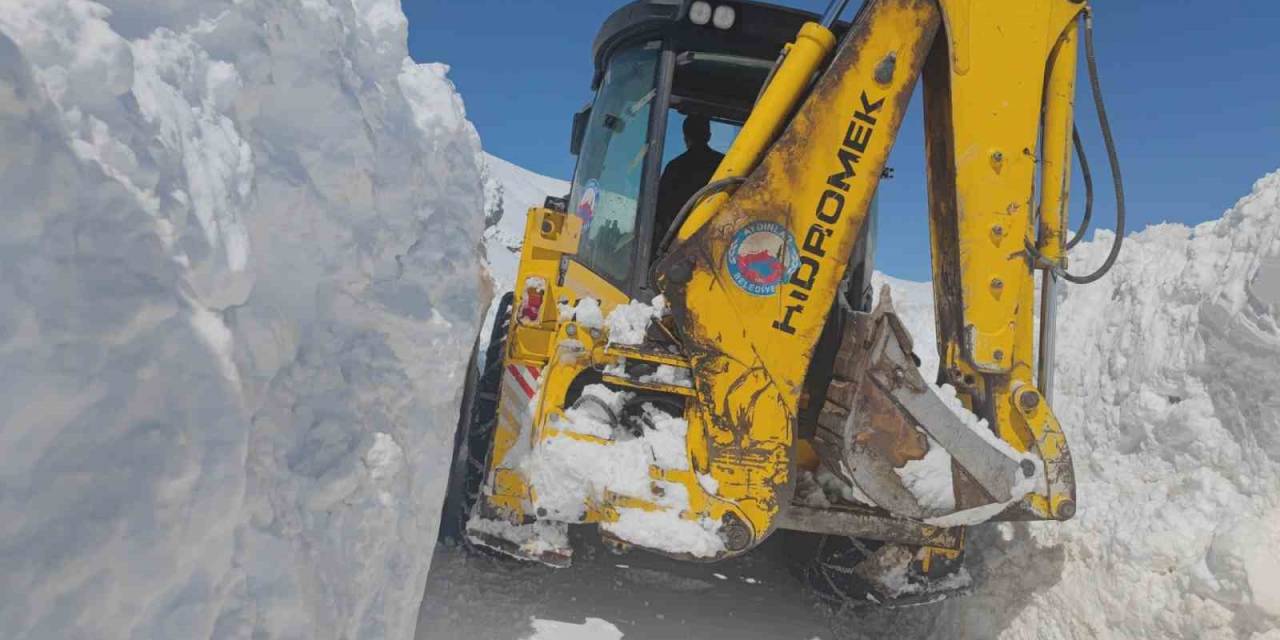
[654,175,748,258]
[1066,125,1093,249]
[1038,12,1126,285]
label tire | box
[438,292,513,543]
[783,531,886,607]
[783,531,969,609]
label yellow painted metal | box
[1010,383,1077,520]
[485,400,531,517]
[508,208,583,365]
[485,315,738,533]
[676,22,837,241]
[665,0,943,547]
[925,0,1084,454]
[600,344,689,368]
[600,374,697,397]
[561,259,630,311]
[528,207,583,253]
[919,543,963,574]
[486,325,587,522]
[934,0,1085,374]
[480,205,731,534]
[1036,23,1079,264]
[483,207,587,520]
[484,207,585,522]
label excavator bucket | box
[814,287,1040,523]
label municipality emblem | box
[726,221,799,296]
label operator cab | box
[564,0,867,300]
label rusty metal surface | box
[920,36,965,365]
[777,503,962,550]
[853,380,929,466]
[868,348,1025,503]
[812,287,1034,521]
[950,463,992,511]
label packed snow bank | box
[873,172,1280,639]
[0,0,487,638]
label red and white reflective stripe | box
[500,371,535,430]
[506,364,542,399]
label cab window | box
[568,42,661,286]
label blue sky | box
[405,1,1280,280]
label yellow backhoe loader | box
[441,0,1124,605]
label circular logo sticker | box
[576,179,599,225]
[726,221,799,296]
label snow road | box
[417,531,832,640]
[414,525,1077,640]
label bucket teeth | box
[815,286,1027,519]
[465,505,573,568]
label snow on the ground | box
[521,616,624,640]
[418,530,830,640]
[925,170,1280,640]
[420,169,1280,640]
[0,0,487,638]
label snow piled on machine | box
[887,171,1280,639]
[0,0,487,638]
[523,383,724,558]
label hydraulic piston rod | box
[820,0,855,27]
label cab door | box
[564,40,669,308]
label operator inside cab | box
[653,115,724,251]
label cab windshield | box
[568,42,661,286]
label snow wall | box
[0,1,488,638]
[864,171,1280,639]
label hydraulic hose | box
[654,176,747,259]
[1066,126,1094,249]
[1032,11,1125,285]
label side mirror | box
[570,104,591,156]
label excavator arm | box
[466,0,1117,582]
[655,0,1089,550]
